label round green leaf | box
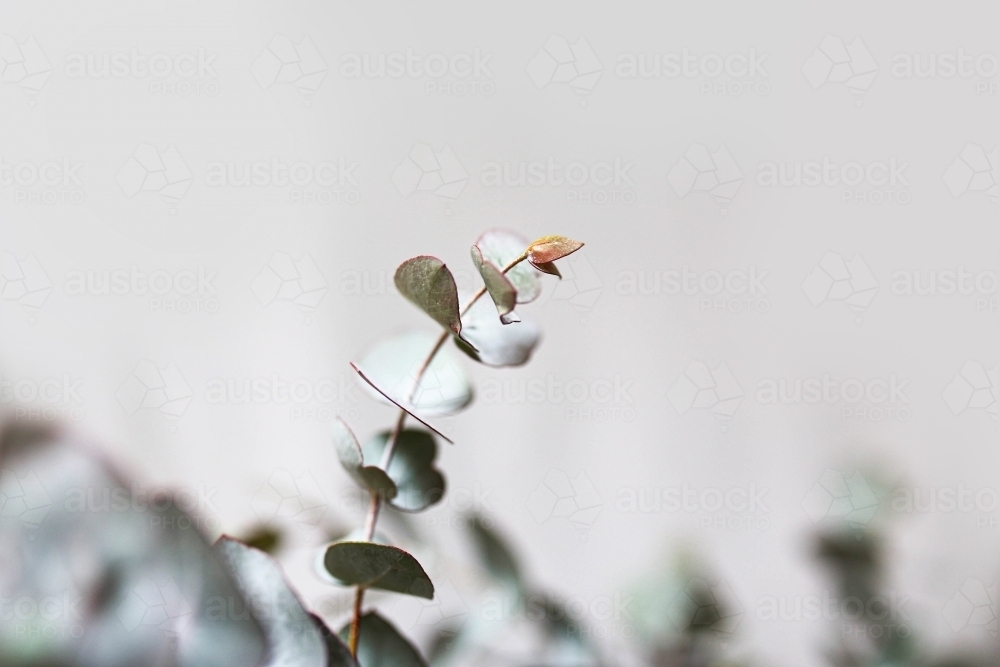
[324,541,434,599]
[394,256,463,336]
[338,612,427,667]
[364,430,445,512]
[474,229,544,304]
[332,418,397,500]
[455,296,541,367]
[356,331,472,417]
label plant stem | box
[348,251,528,656]
[347,585,364,656]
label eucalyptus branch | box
[347,251,529,657]
[328,234,581,661]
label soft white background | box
[1,1,997,665]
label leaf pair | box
[525,234,585,277]
[334,418,445,512]
[472,230,583,304]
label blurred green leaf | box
[356,331,472,417]
[470,245,518,324]
[324,541,434,599]
[0,424,267,667]
[333,418,398,500]
[239,523,284,555]
[339,612,428,667]
[474,229,543,304]
[310,613,360,667]
[467,515,523,590]
[364,429,445,512]
[395,256,463,337]
[215,537,358,666]
[455,296,541,367]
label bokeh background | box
[1,1,997,665]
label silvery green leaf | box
[474,229,544,304]
[470,245,517,323]
[363,430,445,512]
[0,424,266,667]
[455,296,541,367]
[356,331,472,417]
